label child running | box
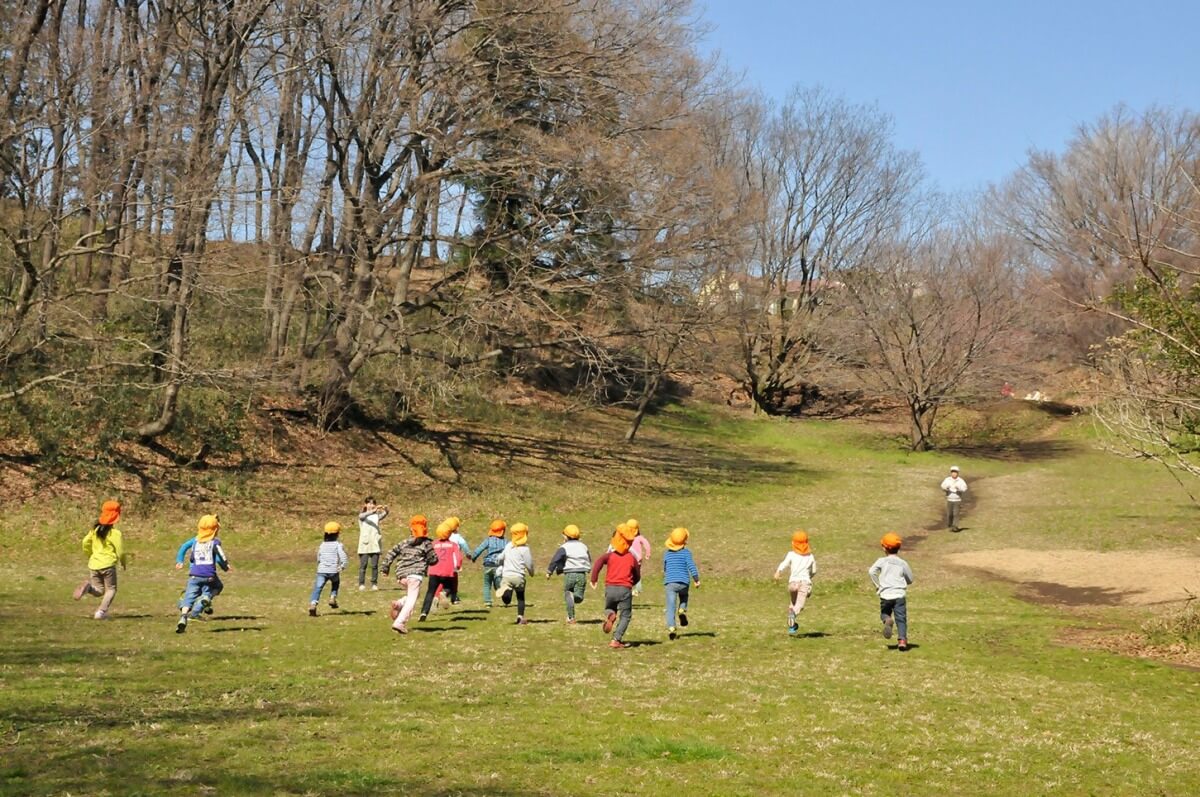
[774,530,816,636]
[381,515,438,634]
[627,518,651,597]
[357,497,388,591]
[419,521,464,620]
[175,515,231,634]
[496,523,535,624]
[309,521,348,616]
[869,532,914,652]
[469,519,508,608]
[446,517,469,604]
[590,528,641,649]
[73,499,127,619]
[175,523,230,615]
[545,524,591,624]
[662,527,700,640]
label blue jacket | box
[470,536,507,567]
[662,549,699,585]
[177,537,229,578]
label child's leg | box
[309,573,327,604]
[664,583,680,628]
[96,567,118,614]
[179,577,203,614]
[613,587,633,642]
[791,581,811,614]
[515,582,526,617]
[419,576,442,616]
[448,574,459,602]
[370,553,380,586]
[677,584,690,614]
[358,554,369,586]
[329,574,340,603]
[570,574,586,605]
[85,570,105,599]
[482,567,495,605]
[210,575,224,599]
[563,581,575,619]
[894,597,908,640]
[396,576,422,627]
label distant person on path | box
[626,518,651,597]
[496,523,535,625]
[469,519,508,608]
[774,530,816,636]
[869,533,914,652]
[545,524,592,624]
[940,466,968,531]
[590,528,641,649]
[74,499,127,619]
[357,497,388,591]
[381,515,438,634]
[419,521,464,620]
[309,521,348,616]
[662,527,700,640]
[175,515,231,634]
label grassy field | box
[2,403,1198,796]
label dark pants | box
[421,574,458,615]
[358,553,380,586]
[563,572,587,619]
[947,501,961,529]
[604,586,633,641]
[500,579,526,616]
[880,596,908,640]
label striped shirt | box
[317,541,348,574]
[662,549,700,585]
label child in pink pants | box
[774,531,817,635]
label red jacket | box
[429,539,463,578]
[590,551,640,588]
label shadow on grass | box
[1018,581,1141,607]
[681,631,717,638]
[575,619,603,625]
[209,626,264,633]
[107,614,155,620]
[211,615,261,621]
[791,631,826,639]
[412,626,466,633]
[332,610,377,617]
[940,439,1078,463]
[887,643,921,652]
[626,640,662,648]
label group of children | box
[74,498,917,650]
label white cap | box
[949,465,960,472]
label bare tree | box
[839,216,1026,450]
[717,87,923,413]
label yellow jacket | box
[82,527,125,570]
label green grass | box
[2,404,1199,796]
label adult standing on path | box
[357,496,388,591]
[940,466,968,531]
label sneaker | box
[199,596,212,614]
[484,603,493,609]
[176,615,188,634]
[602,611,616,634]
[897,638,909,652]
[309,604,318,617]
[202,603,214,615]
[882,615,894,639]
[609,639,629,649]
[93,610,107,620]
[73,580,90,601]
[668,626,677,641]
[789,623,799,635]
[515,616,529,625]
[371,584,379,591]
[678,611,689,627]
[389,600,401,621]
[329,600,339,610]
[451,598,461,605]
[393,624,408,635]
[358,585,366,592]
[418,613,428,622]
[566,618,576,625]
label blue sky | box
[697,1,1200,192]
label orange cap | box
[791,530,810,555]
[98,500,121,526]
[488,519,507,537]
[510,523,529,546]
[610,532,631,555]
[617,523,637,542]
[410,515,429,537]
[665,527,689,551]
[435,521,452,541]
[881,532,903,552]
